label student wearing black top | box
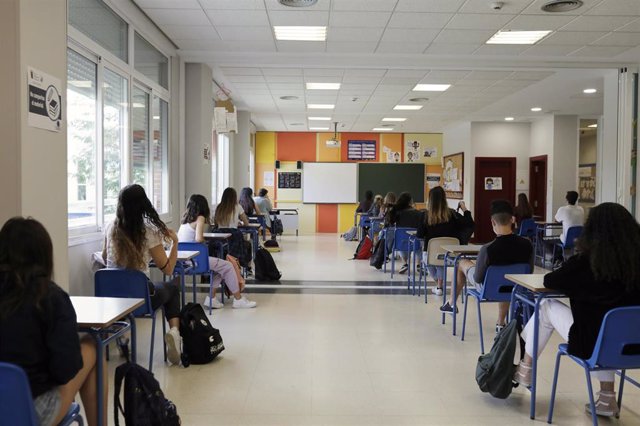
[385,192,423,274]
[239,187,262,217]
[515,203,640,418]
[514,192,533,231]
[356,190,374,214]
[416,186,474,295]
[440,200,532,332]
[0,217,105,426]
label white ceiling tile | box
[591,32,640,46]
[266,0,331,10]
[425,43,481,54]
[205,10,270,26]
[432,29,495,44]
[135,0,200,8]
[519,44,581,56]
[264,75,304,83]
[327,27,384,42]
[232,82,270,90]
[344,69,387,77]
[216,26,272,41]
[473,45,530,55]
[396,0,466,13]
[305,95,339,103]
[446,13,515,30]
[198,0,265,9]
[162,25,220,40]
[204,40,276,51]
[385,69,429,78]
[269,82,305,90]
[261,68,304,76]
[560,16,636,32]
[330,12,392,27]
[585,0,640,16]
[341,77,381,85]
[540,31,609,45]
[504,14,577,31]
[376,41,429,53]
[459,0,530,14]
[424,70,471,81]
[568,45,634,57]
[304,68,344,77]
[387,12,453,29]
[227,74,266,83]
[380,29,440,43]
[326,41,378,53]
[466,70,514,80]
[175,39,219,50]
[381,77,421,85]
[144,8,210,25]
[507,71,554,80]
[616,18,640,33]
[220,67,262,76]
[276,41,327,52]
[522,0,601,15]
[268,11,329,26]
[331,0,396,11]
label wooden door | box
[474,157,516,243]
[529,155,547,219]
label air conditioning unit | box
[326,138,340,148]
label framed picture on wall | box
[578,164,596,203]
[442,152,464,199]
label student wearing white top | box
[555,190,585,244]
[178,194,256,309]
[253,188,273,227]
[214,188,249,229]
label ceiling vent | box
[541,0,583,13]
[278,0,319,7]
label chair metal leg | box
[461,292,469,341]
[149,313,156,372]
[618,370,625,419]
[477,299,484,354]
[192,274,197,304]
[162,306,167,363]
[547,351,563,424]
[209,280,214,315]
[584,366,598,426]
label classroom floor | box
[103,234,640,426]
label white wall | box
[599,70,619,203]
[231,110,252,190]
[530,116,555,220]
[579,132,597,164]
[552,116,579,213]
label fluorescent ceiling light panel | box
[274,26,327,41]
[309,127,329,130]
[583,88,597,94]
[382,118,407,122]
[373,128,393,131]
[308,116,331,120]
[531,107,542,112]
[588,124,598,128]
[393,105,422,110]
[412,84,451,92]
[306,82,341,90]
[486,30,552,45]
[307,104,334,109]
[505,117,515,121]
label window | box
[135,33,169,89]
[152,96,169,213]
[67,49,97,229]
[68,0,128,63]
[131,87,150,189]
[216,133,229,203]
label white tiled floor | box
[103,234,640,426]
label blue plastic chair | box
[553,225,583,263]
[0,362,83,425]
[384,227,418,278]
[461,263,531,354]
[548,306,640,426]
[518,218,537,239]
[94,268,166,372]
[178,242,221,314]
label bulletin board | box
[442,152,464,199]
[278,171,301,189]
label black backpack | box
[369,237,385,269]
[114,360,180,426]
[271,217,284,235]
[254,247,282,281]
[179,303,224,366]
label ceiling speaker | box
[541,0,583,13]
[278,0,319,7]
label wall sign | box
[347,140,376,161]
[442,152,464,199]
[278,172,301,189]
[28,67,62,132]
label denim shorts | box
[466,266,482,290]
[34,387,62,426]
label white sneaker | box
[164,327,181,365]
[204,295,224,309]
[432,287,443,296]
[232,296,257,309]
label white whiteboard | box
[302,163,358,203]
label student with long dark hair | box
[380,191,397,218]
[102,184,183,365]
[416,186,474,295]
[0,217,106,426]
[385,192,422,274]
[514,192,533,229]
[356,190,374,214]
[515,203,640,418]
[215,187,249,228]
[239,187,262,217]
[178,194,256,309]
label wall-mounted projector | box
[325,121,340,148]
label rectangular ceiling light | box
[309,127,329,131]
[412,84,451,92]
[373,128,393,131]
[308,104,334,109]
[486,30,552,45]
[274,26,327,41]
[306,83,341,90]
[393,105,422,110]
[382,117,407,122]
[308,116,331,120]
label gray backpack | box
[475,319,522,399]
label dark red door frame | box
[529,155,548,220]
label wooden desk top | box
[71,296,144,328]
[203,232,232,239]
[165,250,200,261]
[505,274,556,293]
[442,244,482,254]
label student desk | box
[505,273,564,419]
[534,222,562,267]
[239,224,261,259]
[156,250,200,307]
[71,296,144,426]
[407,231,424,296]
[270,209,299,236]
[203,232,232,259]
[441,245,483,336]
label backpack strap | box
[113,363,130,426]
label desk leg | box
[91,333,105,426]
[128,313,137,365]
[451,254,460,336]
[530,294,543,419]
[442,253,449,323]
[180,266,186,309]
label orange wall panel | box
[276,132,317,162]
[316,204,338,233]
[340,133,380,162]
[316,132,342,162]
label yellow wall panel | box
[338,203,358,233]
[379,133,403,163]
[316,132,342,162]
[255,163,275,196]
[277,202,316,234]
[256,132,276,164]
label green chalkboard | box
[358,163,426,203]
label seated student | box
[379,192,396,218]
[356,190,374,214]
[385,192,423,274]
[215,187,253,272]
[367,194,383,217]
[515,203,640,418]
[102,184,183,365]
[416,186,474,296]
[239,187,262,217]
[440,200,532,333]
[178,194,256,309]
[253,188,273,228]
[514,192,533,231]
[549,190,585,266]
[0,217,106,426]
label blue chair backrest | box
[392,227,418,252]
[588,306,640,369]
[480,263,531,301]
[563,225,583,249]
[94,268,153,317]
[0,362,38,425]
[359,215,371,227]
[177,242,210,274]
[518,218,536,238]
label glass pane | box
[68,0,128,63]
[132,87,149,190]
[67,49,97,228]
[134,33,169,89]
[103,68,128,221]
[152,97,169,213]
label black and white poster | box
[28,67,62,132]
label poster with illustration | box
[484,177,502,191]
[382,146,401,163]
[442,152,463,199]
[403,133,442,165]
[579,164,596,203]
